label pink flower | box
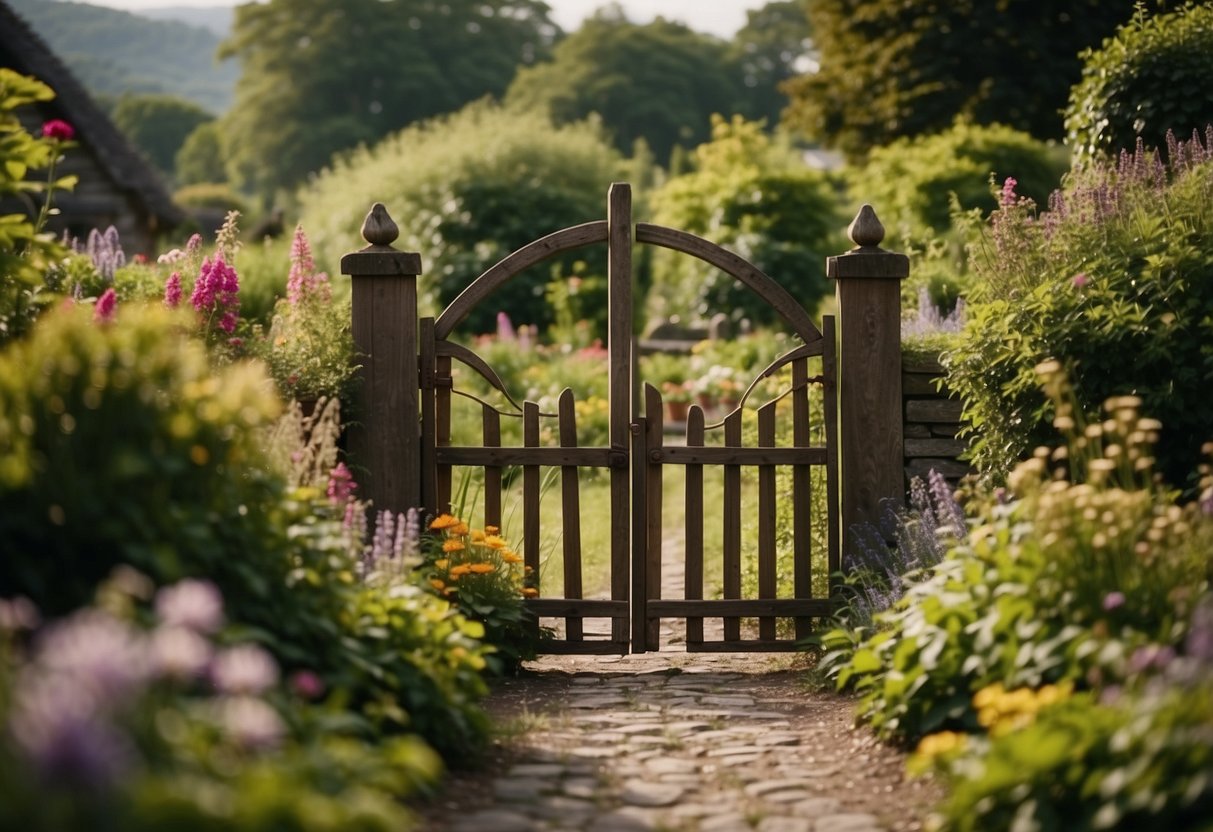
[155,579,224,633]
[212,644,278,695]
[327,462,357,504]
[41,119,74,141]
[191,253,240,332]
[1102,590,1125,612]
[93,288,116,323]
[164,271,182,307]
[1072,273,1089,289]
[288,670,325,700]
[1000,176,1018,208]
[286,224,330,305]
[185,233,202,255]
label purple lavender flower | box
[86,226,125,282]
[155,579,224,634]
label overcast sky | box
[81,0,763,39]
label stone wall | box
[903,354,971,485]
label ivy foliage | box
[1066,3,1213,160]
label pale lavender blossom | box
[150,626,213,680]
[1129,644,1176,675]
[86,226,125,281]
[211,644,278,695]
[0,597,40,631]
[36,610,150,701]
[155,579,224,633]
[216,696,285,750]
[1102,591,1126,612]
[157,248,186,265]
[901,286,966,338]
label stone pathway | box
[418,542,936,831]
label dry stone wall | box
[903,354,971,485]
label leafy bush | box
[946,131,1213,489]
[834,373,1212,743]
[0,576,439,832]
[296,102,623,334]
[846,121,1067,242]
[916,598,1213,831]
[647,116,842,328]
[1066,4,1213,161]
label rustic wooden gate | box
[341,182,909,655]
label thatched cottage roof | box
[0,0,185,234]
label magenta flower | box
[327,462,357,504]
[288,670,325,700]
[164,271,182,307]
[191,253,240,333]
[93,288,116,324]
[41,119,75,141]
[1072,272,1090,289]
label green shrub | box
[917,598,1213,832]
[834,374,1212,743]
[296,101,623,335]
[946,132,1213,490]
[0,302,284,614]
[1066,4,1213,161]
[847,121,1067,242]
[647,116,842,328]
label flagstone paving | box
[417,540,939,831]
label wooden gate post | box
[827,205,909,556]
[340,203,424,516]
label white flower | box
[155,580,224,634]
[211,644,278,695]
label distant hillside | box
[7,0,238,114]
[138,5,233,37]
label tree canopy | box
[111,94,214,181]
[504,8,742,163]
[217,0,559,200]
[782,0,1139,159]
[728,1,813,130]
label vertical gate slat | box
[608,183,632,648]
[419,318,437,515]
[757,401,777,642]
[792,357,813,639]
[483,406,502,531]
[644,383,663,648]
[685,406,705,646]
[823,316,841,584]
[436,354,452,515]
[723,409,743,642]
[558,389,583,642]
[523,401,541,594]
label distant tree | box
[1066,4,1213,161]
[111,94,214,180]
[505,8,743,163]
[727,1,813,128]
[782,0,1138,160]
[175,121,226,186]
[646,115,843,328]
[218,0,558,201]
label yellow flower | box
[484,535,507,549]
[471,529,486,542]
[449,564,472,578]
[915,731,966,760]
[502,551,522,565]
[442,539,465,553]
[429,578,445,591]
[468,563,495,574]
[430,514,457,530]
[451,522,469,536]
[434,559,449,571]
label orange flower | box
[468,563,495,574]
[430,514,458,530]
[485,525,500,535]
[434,558,449,571]
[442,539,465,553]
[484,535,507,549]
[451,522,469,536]
[429,578,445,591]
[501,551,522,565]
[449,564,472,578]
[471,529,486,542]
[522,587,539,598]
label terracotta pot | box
[665,400,690,422]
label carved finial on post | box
[847,204,885,249]
[360,202,400,249]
